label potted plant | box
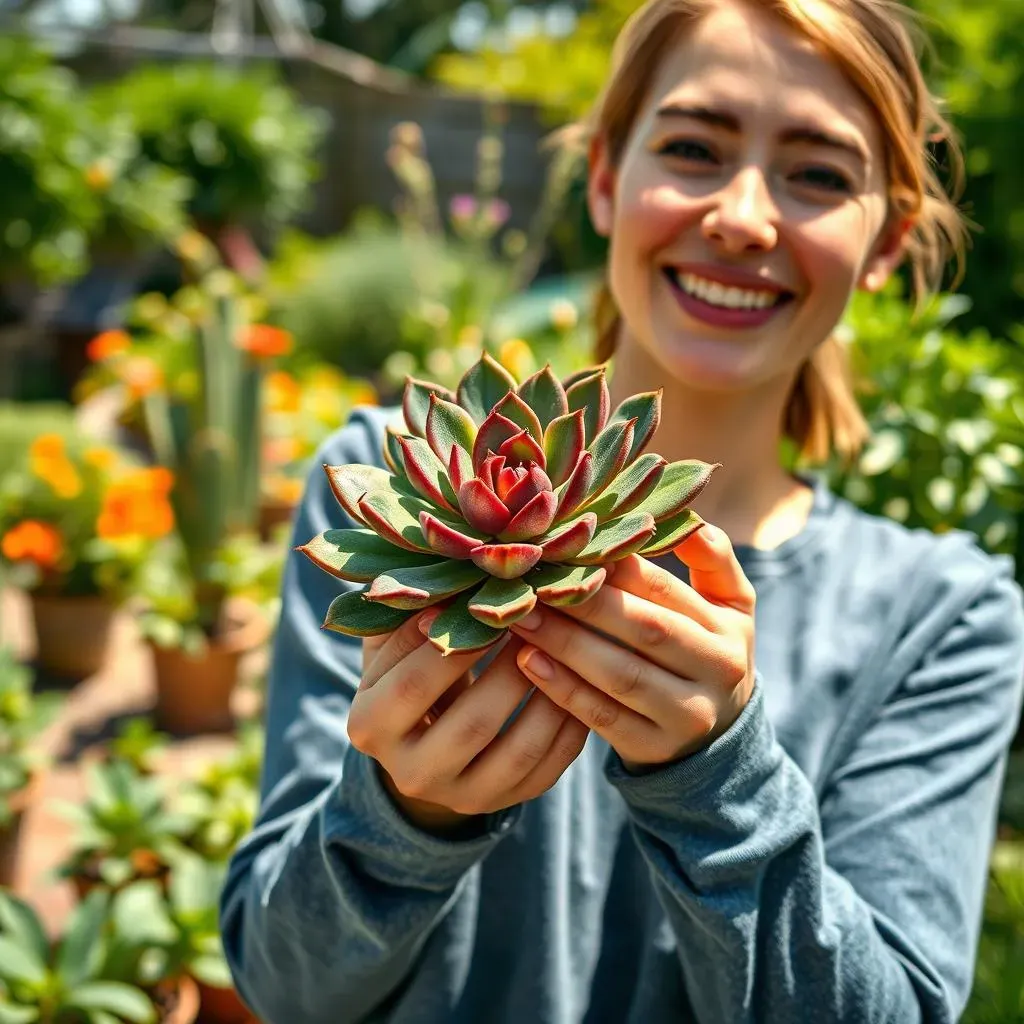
[0,431,175,679]
[108,854,256,1024]
[54,759,193,900]
[0,886,198,1023]
[0,647,59,887]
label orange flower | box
[236,324,293,360]
[1,521,64,569]
[120,357,164,399]
[83,447,118,473]
[96,468,175,541]
[86,330,131,362]
[29,435,83,499]
[264,371,302,414]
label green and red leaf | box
[497,427,547,470]
[468,576,538,628]
[585,417,636,500]
[426,393,478,464]
[553,451,595,522]
[537,513,597,560]
[566,369,610,445]
[494,391,544,444]
[583,453,666,520]
[384,427,407,473]
[357,491,434,553]
[529,564,607,606]
[426,589,507,656]
[419,511,487,559]
[630,460,720,521]
[324,590,416,637]
[639,509,705,556]
[398,435,459,513]
[503,465,553,515]
[607,390,663,462]
[365,561,486,610]
[517,365,568,430]
[472,410,522,471]
[543,409,586,487]
[568,511,657,565]
[297,529,438,582]
[470,541,544,579]
[457,352,519,424]
[448,443,474,494]
[403,378,456,437]
[500,490,558,541]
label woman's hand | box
[350,613,589,834]
[509,525,756,773]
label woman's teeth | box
[668,270,785,310]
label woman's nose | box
[701,166,779,254]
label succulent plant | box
[301,353,718,655]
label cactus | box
[301,352,718,655]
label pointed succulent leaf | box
[358,491,434,552]
[419,511,487,559]
[384,427,407,473]
[403,378,456,437]
[497,427,547,469]
[298,529,438,582]
[584,454,667,520]
[500,490,558,541]
[630,460,721,522]
[426,393,478,464]
[566,369,610,445]
[639,509,705,556]
[517,365,568,429]
[427,588,506,655]
[459,479,513,535]
[457,352,520,424]
[470,542,544,579]
[366,561,486,610]
[607,390,663,461]
[496,466,526,503]
[553,451,595,522]
[324,464,415,525]
[468,576,538,628]
[448,444,474,495]
[503,465,553,516]
[472,410,522,471]
[586,417,636,500]
[324,590,416,636]
[494,391,545,444]
[538,513,597,560]
[543,409,586,487]
[569,511,657,565]
[478,453,505,493]
[529,564,607,607]
[398,436,459,512]
[561,365,606,390]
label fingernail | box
[520,647,553,680]
[418,610,439,635]
[700,524,719,544]
[515,610,543,631]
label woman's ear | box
[587,134,616,238]
[859,215,913,292]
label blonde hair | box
[560,0,968,466]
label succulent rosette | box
[300,353,719,655]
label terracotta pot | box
[29,592,116,680]
[0,774,41,888]
[155,974,201,1024]
[149,602,268,736]
[258,498,296,542]
[196,979,260,1024]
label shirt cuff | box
[324,743,522,890]
[604,675,779,819]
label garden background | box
[0,1,1022,1021]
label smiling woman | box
[219,3,1024,1023]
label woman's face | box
[588,0,906,393]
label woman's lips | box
[663,269,794,329]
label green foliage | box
[817,282,1022,558]
[0,887,157,1023]
[90,63,327,229]
[0,404,76,481]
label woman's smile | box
[661,262,797,330]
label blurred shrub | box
[90,63,327,231]
[815,282,1023,560]
[0,402,77,478]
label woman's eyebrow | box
[654,103,868,164]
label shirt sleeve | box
[219,408,522,1024]
[604,554,1024,1024]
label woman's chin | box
[642,329,773,394]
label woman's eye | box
[793,166,852,193]
[658,139,717,163]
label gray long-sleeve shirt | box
[220,404,1024,1023]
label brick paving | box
[1,586,263,936]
